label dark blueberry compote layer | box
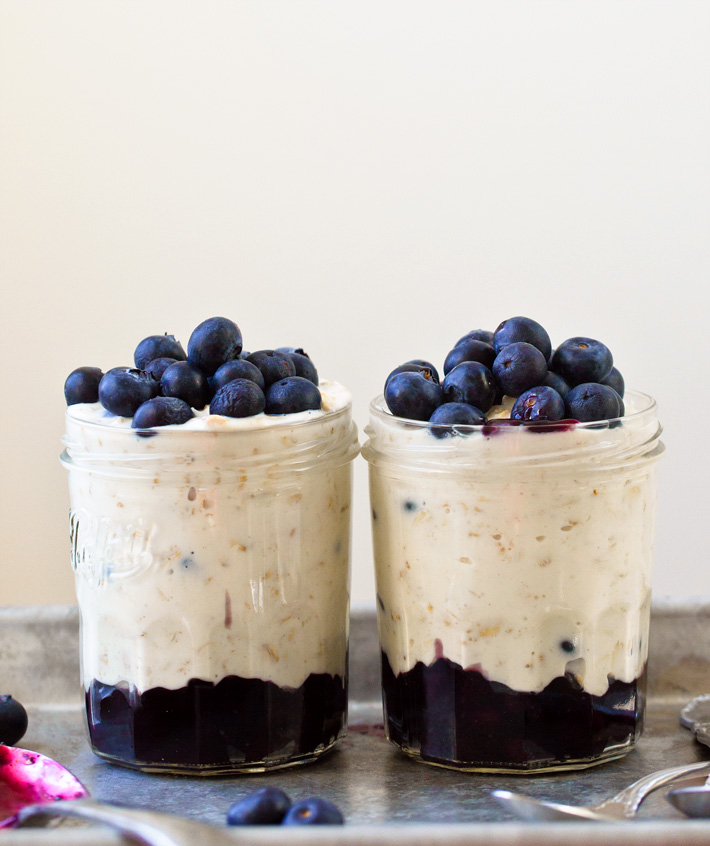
[381,652,645,772]
[86,672,347,774]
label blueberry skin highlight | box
[550,337,613,386]
[226,787,292,826]
[99,368,160,417]
[429,402,486,438]
[211,359,266,392]
[187,317,243,376]
[492,342,548,398]
[210,379,266,417]
[493,316,552,360]
[247,350,297,387]
[443,339,496,375]
[385,371,443,421]
[511,386,566,421]
[160,361,212,410]
[601,366,625,398]
[132,397,195,429]
[442,362,497,412]
[265,377,322,414]
[565,382,621,422]
[64,366,104,405]
[0,695,28,746]
[282,797,344,826]
[134,334,186,370]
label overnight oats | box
[61,318,358,774]
[363,317,663,773]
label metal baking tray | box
[3,601,710,844]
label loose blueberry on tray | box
[226,787,292,826]
[0,695,28,746]
[282,797,345,826]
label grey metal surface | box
[3,604,710,843]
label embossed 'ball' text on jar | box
[61,383,358,774]
[362,390,663,773]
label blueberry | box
[134,334,186,370]
[131,397,195,429]
[492,342,548,398]
[187,317,243,376]
[276,346,309,358]
[265,377,321,414]
[161,361,212,410]
[443,340,495,376]
[286,352,319,385]
[601,366,625,398]
[282,797,344,826]
[384,371,443,420]
[226,787,292,826]
[511,386,565,422]
[543,370,570,398]
[99,368,160,417]
[493,316,552,360]
[550,337,613,386]
[385,361,439,393]
[64,366,104,405]
[0,695,28,745]
[210,379,265,418]
[441,362,496,412]
[144,357,178,381]
[455,329,495,347]
[246,350,297,387]
[211,359,265,392]
[565,382,621,422]
[429,402,486,438]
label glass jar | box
[61,383,358,774]
[362,390,663,773]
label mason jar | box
[362,390,663,773]
[61,382,358,774]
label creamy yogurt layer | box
[364,390,662,697]
[63,381,358,694]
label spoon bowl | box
[493,760,710,822]
[0,744,87,828]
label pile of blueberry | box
[226,786,344,826]
[384,316,626,434]
[0,694,28,746]
[64,317,322,428]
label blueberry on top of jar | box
[493,316,552,361]
[187,317,243,376]
[265,377,322,414]
[550,337,613,386]
[441,361,496,413]
[429,402,486,438]
[385,370,442,420]
[511,386,566,422]
[443,340,496,376]
[64,366,104,405]
[134,334,186,370]
[210,379,266,418]
[160,361,212,410]
[132,396,195,429]
[99,367,160,417]
[246,350,297,387]
[492,342,548,398]
[565,382,621,422]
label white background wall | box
[1,1,708,608]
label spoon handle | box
[599,759,710,817]
[14,798,237,846]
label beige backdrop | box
[1,0,709,607]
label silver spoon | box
[666,695,710,818]
[0,744,237,845]
[492,759,710,821]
